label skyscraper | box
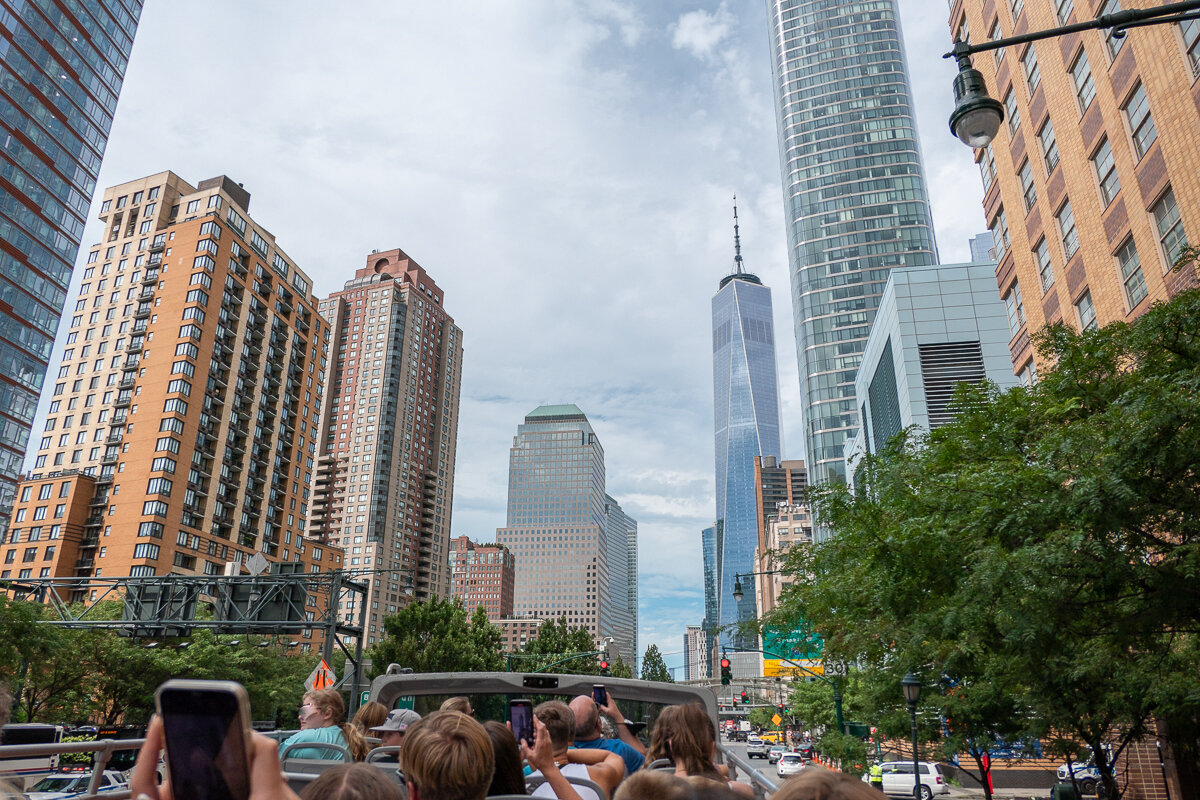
[0,0,144,535]
[700,520,721,672]
[712,205,782,663]
[950,0,1200,379]
[684,624,708,681]
[765,0,939,483]
[6,172,342,624]
[603,493,638,664]
[308,250,463,646]
[496,404,637,662]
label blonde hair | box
[645,704,722,782]
[439,696,473,716]
[771,769,886,800]
[352,701,389,736]
[304,689,369,761]
[402,710,493,800]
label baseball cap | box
[371,708,422,732]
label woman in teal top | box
[279,689,367,761]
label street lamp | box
[732,570,788,603]
[901,673,922,800]
[945,1,1200,147]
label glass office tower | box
[712,219,782,659]
[766,0,938,484]
[0,0,144,533]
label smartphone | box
[509,698,533,745]
[592,685,607,707]
[156,679,253,800]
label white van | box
[0,723,66,788]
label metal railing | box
[718,742,780,798]
[0,738,144,800]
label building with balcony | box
[449,536,514,620]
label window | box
[1003,281,1026,336]
[250,230,269,256]
[159,418,185,434]
[227,207,247,235]
[1019,360,1039,387]
[1123,83,1157,159]
[1116,237,1148,308]
[1071,50,1096,111]
[176,342,200,359]
[1021,45,1041,92]
[1183,19,1200,76]
[155,436,180,454]
[171,360,195,377]
[1093,138,1121,206]
[185,288,209,305]
[186,199,200,213]
[990,19,1004,64]
[38,484,52,500]
[166,379,191,396]
[1099,0,1123,57]
[150,457,177,473]
[1004,88,1021,134]
[991,208,1010,262]
[199,220,222,238]
[1153,188,1187,266]
[133,543,160,560]
[977,145,997,192]
[1035,239,1055,292]
[1038,118,1060,173]
[1056,0,1075,24]
[1076,290,1097,331]
[1011,0,1024,20]
[1019,161,1037,211]
[163,398,188,415]
[1057,199,1080,260]
[142,499,169,515]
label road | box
[720,737,786,787]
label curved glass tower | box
[766,0,938,484]
[712,207,782,653]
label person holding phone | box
[568,689,645,776]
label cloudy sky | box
[41,1,985,675]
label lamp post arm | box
[943,0,1200,62]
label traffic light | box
[777,703,785,715]
[599,660,609,676]
[720,657,732,685]
[740,690,748,705]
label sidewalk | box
[946,784,1051,800]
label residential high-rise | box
[0,1,144,535]
[603,493,638,665]
[448,536,514,620]
[712,205,782,667]
[751,455,808,614]
[684,624,708,682]
[5,172,342,623]
[766,0,939,483]
[308,250,463,646]
[950,0,1200,379]
[495,404,636,662]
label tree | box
[511,617,603,674]
[771,291,1200,800]
[639,644,672,682]
[608,653,634,679]
[369,597,503,677]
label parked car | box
[26,770,127,800]
[778,752,806,778]
[746,735,768,759]
[861,761,947,800]
[768,745,788,764]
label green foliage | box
[368,598,504,676]
[608,653,634,679]
[639,644,672,682]
[818,730,868,776]
[769,291,1200,800]
[511,617,604,675]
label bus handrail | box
[718,741,779,798]
[0,738,144,799]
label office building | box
[495,404,637,662]
[497,616,546,653]
[969,232,996,264]
[603,494,638,665]
[0,0,144,535]
[766,0,939,483]
[951,0,1200,379]
[700,520,721,674]
[712,205,782,670]
[448,536,514,620]
[307,250,463,645]
[4,172,342,628]
[751,456,809,615]
[842,262,1020,476]
[684,624,708,682]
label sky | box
[34,1,986,676]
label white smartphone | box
[155,679,253,800]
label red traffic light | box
[599,660,609,669]
[720,658,731,669]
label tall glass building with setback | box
[712,255,782,656]
[0,0,143,532]
[766,0,938,484]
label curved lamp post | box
[901,673,922,800]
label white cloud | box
[671,4,735,60]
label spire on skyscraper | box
[733,195,745,275]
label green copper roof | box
[525,403,586,422]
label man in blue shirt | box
[569,689,645,776]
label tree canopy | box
[368,598,504,675]
[639,644,672,682]
[509,617,605,675]
[770,291,1200,800]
